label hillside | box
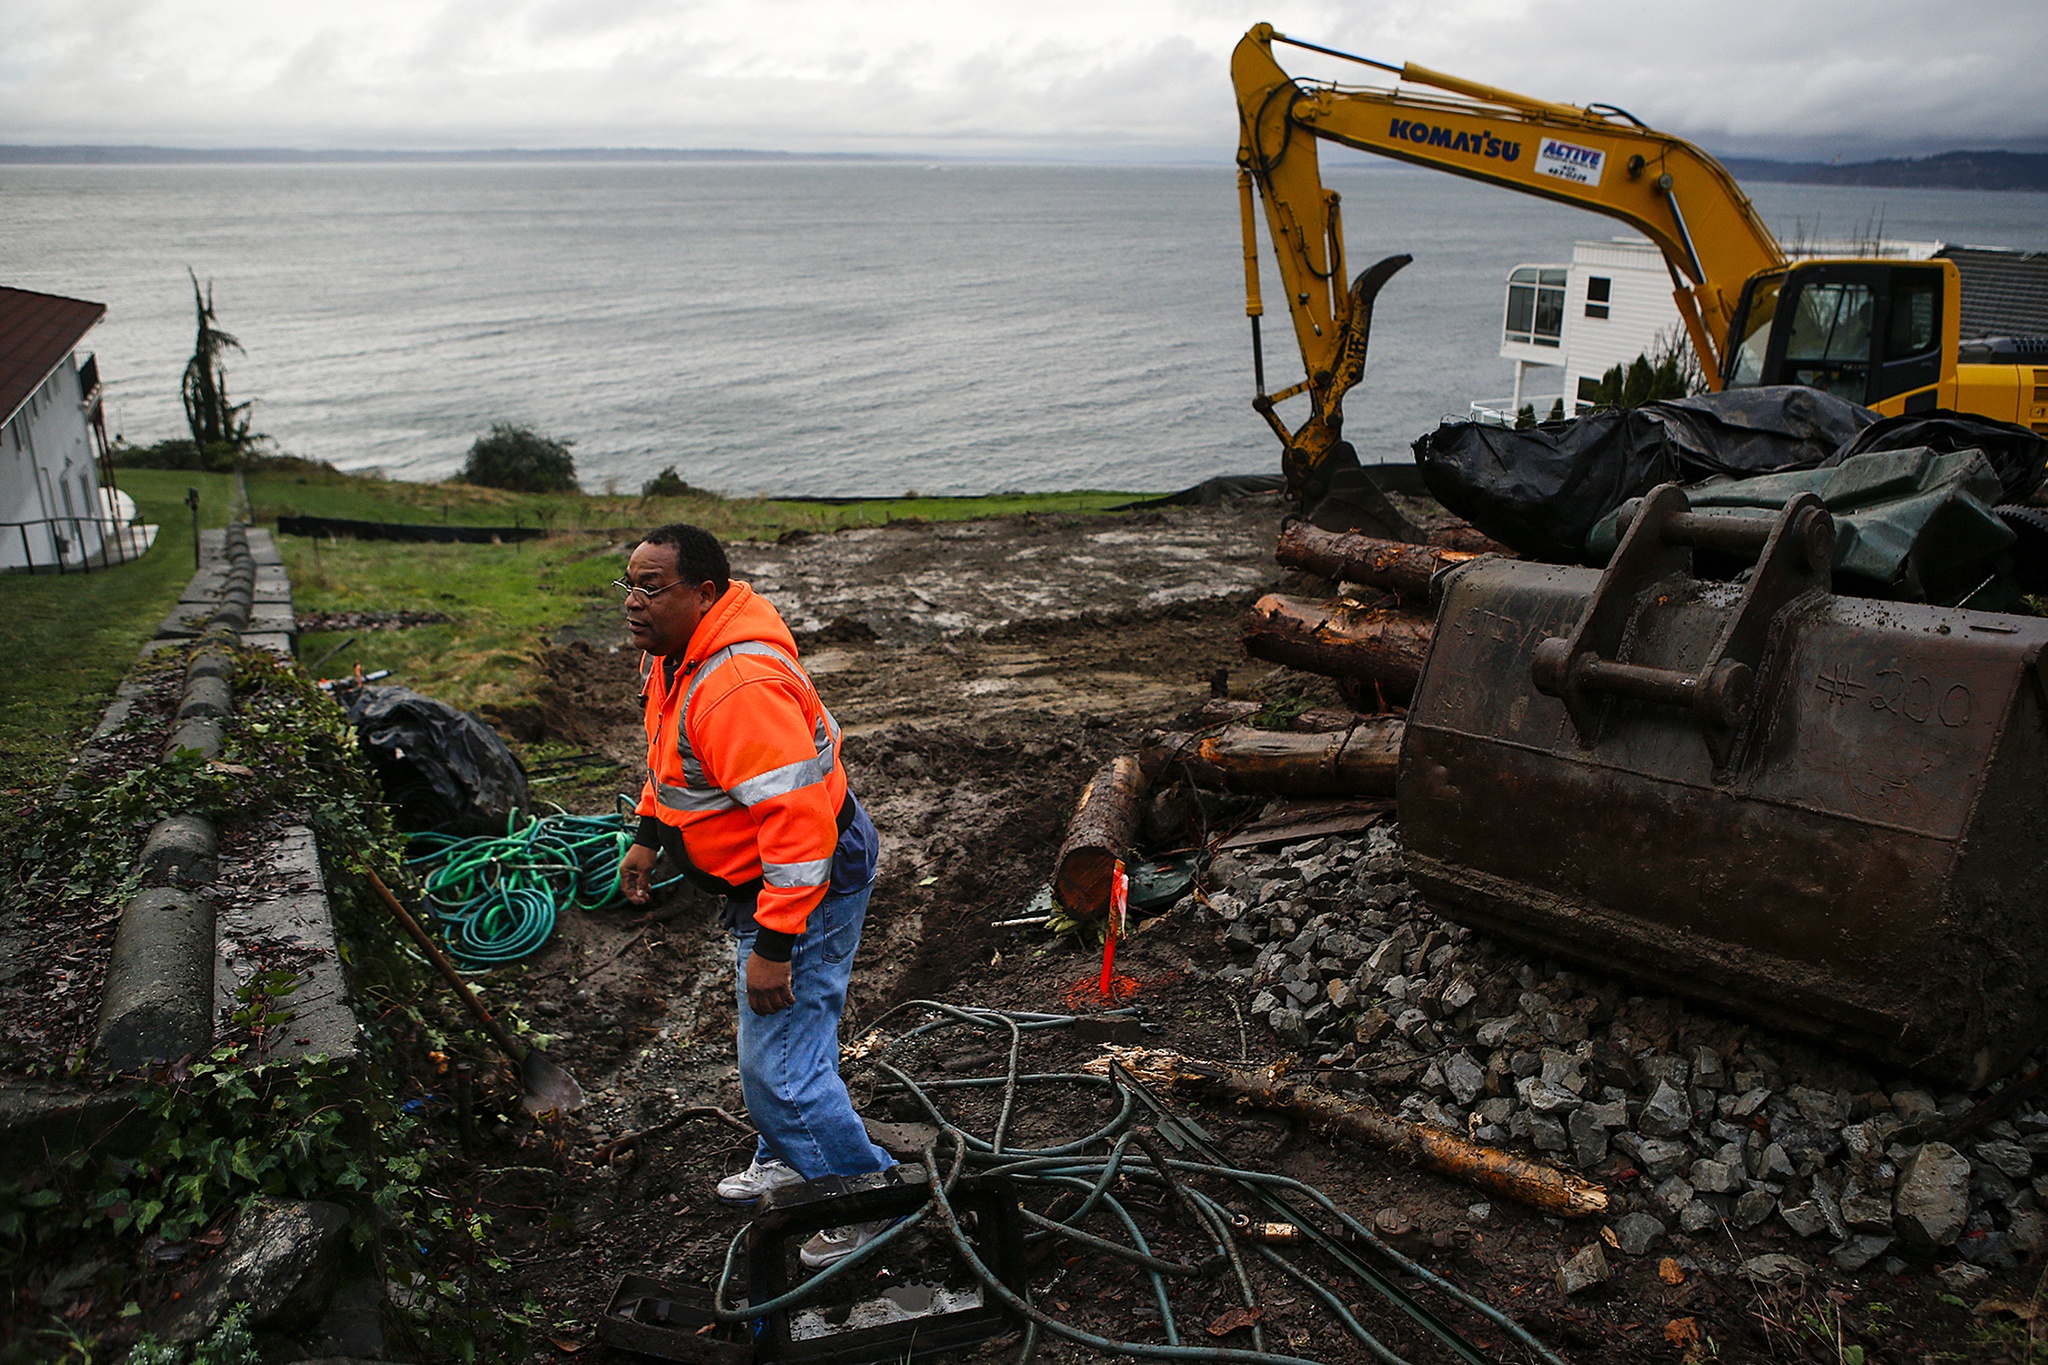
[1722,149,2048,192]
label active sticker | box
[1536,138,1605,186]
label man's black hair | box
[640,523,730,593]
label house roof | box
[0,286,107,428]
[1938,246,2048,339]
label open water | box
[3,162,2044,496]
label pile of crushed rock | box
[1186,823,2045,1287]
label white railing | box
[1467,395,1566,427]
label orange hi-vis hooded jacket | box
[635,582,852,945]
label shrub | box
[1585,328,1707,413]
[111,437,239,472]
[640,465,710,499]
[1585,353,1692,412]
[111,439,331,474]
[459,424,579,494]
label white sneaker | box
[799,1218,892,1270]
[716,1156,804,1204]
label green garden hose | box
[700,1000,1568,1365]
[406,808,683,968]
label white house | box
[0,286,154,572]
[1478,237,1685,424]
[1474,236,1947,424]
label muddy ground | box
[450,496,2024,1365]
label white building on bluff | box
[1475,237,1688,424]
[0,286,155,572]
[1474,235,1947,424]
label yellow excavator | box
[1234,22,2048,505]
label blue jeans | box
[733,881,894,1180]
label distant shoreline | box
[0,144,899,165]
[1719,151,2048,193]
[8,145,2045,189]
[3,144,2046,189]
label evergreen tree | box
[180,270,253,452]
[1584,327,1707,413]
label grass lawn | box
[287,534,622,708]
[1,459,1149,790]
[1,460,1154,788]
[0,470,239,787]
[245,465,1141,535]
[269,467,1149,730]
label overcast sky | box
[4,0,2042,162]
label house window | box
[1577,376,1602,402]
[1585,276,1611,319]
[1506,268,1566,347]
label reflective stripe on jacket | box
[635,582,851,938]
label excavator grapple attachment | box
[1398,485,2048,1086]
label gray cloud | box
[0,0,2038,160]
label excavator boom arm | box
[1235,23,1786,416]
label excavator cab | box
[1723,260,1950,413]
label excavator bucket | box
[1398,485,2048,1086]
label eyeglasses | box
[613,578,691,604]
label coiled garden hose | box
[405,808,683,968]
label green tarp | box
[1586,446,2016,606]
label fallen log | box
[1143,721,1402,797]
[1242,594,1434,704]
[1087,1048,1609,1218]
[1276,523,1479,600]
[1427,519,1516,556]
[1053,757,1149,917]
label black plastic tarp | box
[1111,475,1286,509]
[343,685,528,835]
[1823,409,2047,506]
[278,515,547,544]
[1413,386,1878,562]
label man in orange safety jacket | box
[617,523,892,1268]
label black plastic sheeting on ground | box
[1111,475,1286,510]
[1413,386,1877,562]
[342,685,528,835]
[278,514,548,544]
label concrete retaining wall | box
[90,522,357,1071]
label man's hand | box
[620,843,658,905]
[745,952,794,1015]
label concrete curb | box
[0,1084,151,1179]
[97,887,217,1069]
[186,645,236,681]
[94,524,260,1066]
[20,515,361,1168]
[176,673,234,721]
[215,826,364,1067]
[153,526,296,646]
[89,519,357,1075]
[139,813,219,886]
[164,716,225,760]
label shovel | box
[366,870,587,1115]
